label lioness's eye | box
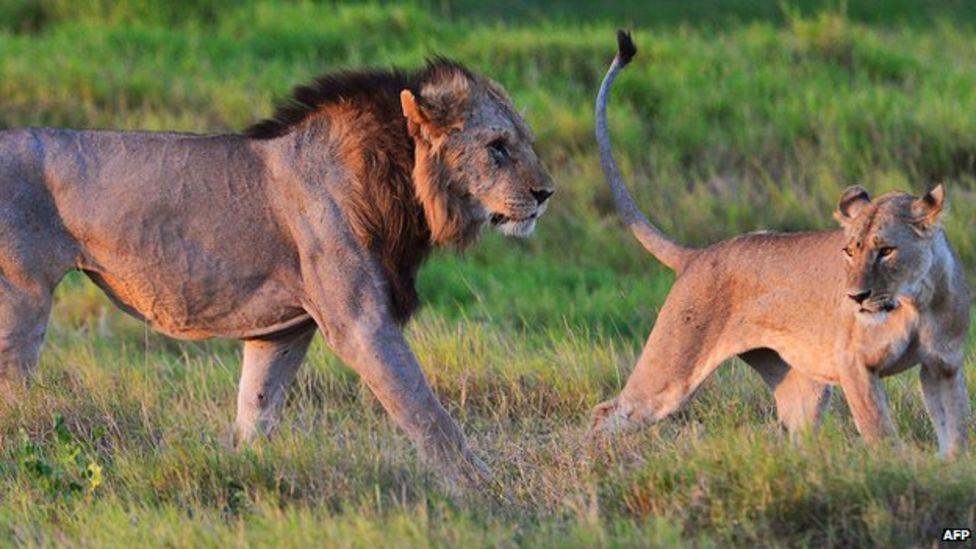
[488,139,510,162]
[842,247,853,258]
[878,246,895,258]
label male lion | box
[590,32,970,456]
[0,58,554,482]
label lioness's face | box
[444,87,554,237]
[834,185,946,314]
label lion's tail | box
[596,31,691,273]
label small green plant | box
[18,414,104,501]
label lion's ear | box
[834,185,871,226]
[910,184,946,235]
[400,90,431,141]
[400,73,469,143]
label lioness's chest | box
[852,302,920,375]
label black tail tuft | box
[616,30,637,65]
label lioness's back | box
[691,229,846,290]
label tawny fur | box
[0,58,554,485]
[590,31,971,457]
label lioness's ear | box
[834,185,871,226]
[400,71,469,143]
[910,184,946,235]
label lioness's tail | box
[596,31,690,272]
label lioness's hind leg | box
[589,285,736,437]
[0,278,54,405]
[589,349,730,438]
[742,349,831,436]
[920,361,970,458]
[234,325,316,443]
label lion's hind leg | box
[0,175,74,406]
[0,276,54,405]
[741,348,831,437]
[234,325,316,444]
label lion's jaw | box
[492,206,545,237]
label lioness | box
[0,59,554,482]
[590,32,970,456]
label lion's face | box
[442,85,554,237]
[834,185,946,315]
[400,66,553,245]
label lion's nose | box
[848,289,872,304]
[531,188,553,205]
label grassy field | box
[1,1,975,546]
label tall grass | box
[1,1,974,545]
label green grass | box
[1,1,975,546]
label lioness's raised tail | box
[596,31,690,272]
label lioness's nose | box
[531,188,553,205]
[848,289,872,304]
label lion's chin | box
[496,217,537,237]
[489,204,546,238]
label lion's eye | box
[488,139,510,162]
[843,247,853,258]
[878,246,896,258]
